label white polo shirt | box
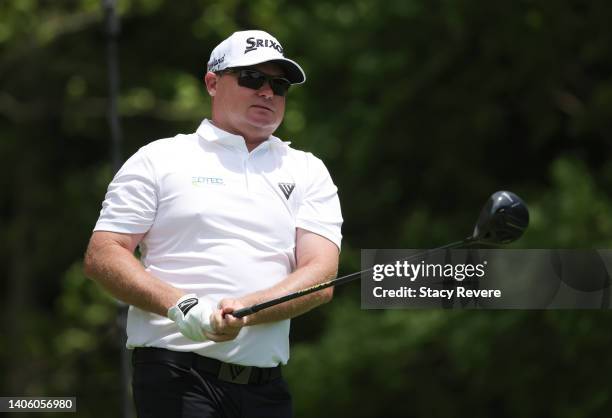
[94,119,343,367]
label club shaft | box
[232,238,474,318]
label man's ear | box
[204,71,218,97]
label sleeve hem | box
[296,219,342,251]
[93,222,151,235]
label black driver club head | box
[472,191,529,244]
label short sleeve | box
[94,148,158,234]
[295,154,343,250]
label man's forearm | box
[237,261,337,326]
[83,235,183,317]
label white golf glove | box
[167,294,215,342]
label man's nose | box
[257,81,274,99]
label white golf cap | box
[207,30,306,84]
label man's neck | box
[244,137,267,152]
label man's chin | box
[244,119,280,136]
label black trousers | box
[132,349,292,418]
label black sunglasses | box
[223,68,291,97]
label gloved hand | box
[167,294,215,342]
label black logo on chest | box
[278,183,295,200]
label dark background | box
[2,0,612,417]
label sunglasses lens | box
[237,71,266,89]
[270,79,290,97]
[237,70,290,97]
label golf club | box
[231,190,529,318]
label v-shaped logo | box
[278,183,295,200]
[229,365,246,380]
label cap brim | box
[269,58,306,84]
[230,56,306,84]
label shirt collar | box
[196,119,290,152]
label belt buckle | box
[218,363,253,384]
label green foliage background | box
[1,0,611,417]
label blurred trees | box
[1,0,611,417]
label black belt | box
[132,347,282,385]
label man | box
[83,29,343,418]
